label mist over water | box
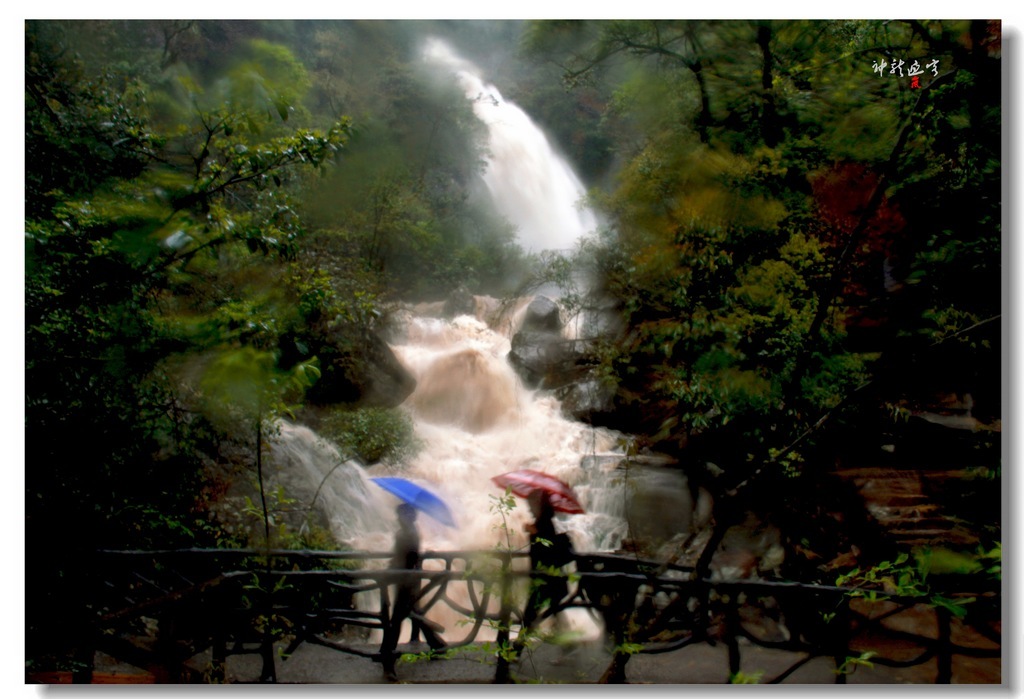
[422,37,598,253]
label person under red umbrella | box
[491,469,583,654]
[513,489,576,654]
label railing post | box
[259,634,277,682]
[598,582,634,684]
[936,605,952,683]
[831,595,851,684]
[493,552,513,684]
[155,610,182,683]
[71,625,95,684]
[207,576,227,683]
[210,629,226,683]
[71,560,96,684]
[725,591,741,681]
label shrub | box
[319,406,421,466]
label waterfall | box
[267,303,705,642]
[422,37,599,253]
[259,43,692,642]
[261,310,634,554]
[267,423,394,550]
[378,307,632,642]
[380,310,631,555]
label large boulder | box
[520,295,562,333]
[508,296,582,389]
[508,331,589,390]
[282,324,416,408]
[345,330,417,408]
[624,466,710,547]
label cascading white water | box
[375,306,634,642]
[267,422,394,550]
[267,306,636,643]
[422,37,599,253]
[264,306,635,557]
[267,301,707,643]
[376,309,632,556]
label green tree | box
[25,21,349,670]
[528,18,1001,572]
[198,347,320,548]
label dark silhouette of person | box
[513,490,573,653]
[380,503,445,681]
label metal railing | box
[81,548,1000,684]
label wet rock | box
[285,325,416,408]
[521,295,562,333]
[377,308,413,345]
[557,377,617,424]
[508,331,587,389]
[507,296,590,390]
[708,515,785,581]
[347,331,418,408]
[623,468,698,546]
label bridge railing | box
[83,548,1000,684]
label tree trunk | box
[757,23,781,147]
[687,58,712,144]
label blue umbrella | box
[371,477,456,528]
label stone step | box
[831,466,986,549]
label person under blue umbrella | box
[380,503,446,681]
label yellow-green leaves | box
[199,347,320,425]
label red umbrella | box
[491,469,585,514]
